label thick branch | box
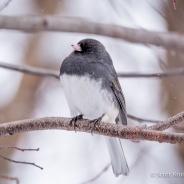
[0,112,184,144]
[0,15,184,52]
[1,61,184,79]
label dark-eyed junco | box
[60,38,129,176]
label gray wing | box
[110,78,127,125]
[102,51,127,125]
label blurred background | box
[0,0,184,183]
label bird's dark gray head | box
[72,38,105,58]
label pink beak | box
[71,44,82,52]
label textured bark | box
[0,111,184,144]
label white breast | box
[60,74,118,123]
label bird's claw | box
[70,114,83,132]
[89,114,104,135]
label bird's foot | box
[70,114,83,132]
[89,114,105,135]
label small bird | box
[60,38,129,176]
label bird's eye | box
[87,48,91,53]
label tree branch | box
[117,68,184,78]
[127,114,160,123]
[1,61,184,80]
[0,15,184,52]
[148,111,184,131]
[0,61,59,79]
[0,145,39,152]
[0,145,41,169]
[1,111,184,144]
[0,0,13,12]
[0,154,43,170]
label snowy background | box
[0,0,184,184]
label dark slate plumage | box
[60,38,127,125]
[60,38,129,176]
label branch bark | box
[0,15,184,52]
[148,111,184,131]
[1,111,184,144]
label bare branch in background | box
[127,114,160,123]
[81,163,111,184]
[0,175,19,184]
[0,111,184,144]
[0,146,41,170]
[148,111,184,131]
[117,69,184,78]
[2,62,184,131]
[0,61,59,79]
[0,154,43,170]
[2,61,184,80]
[0,0,12,12]
[0,15,184,52]
[0,145,39,152]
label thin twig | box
[80,163,111,184]
[0,175,19,184]
[0,154,43,170]
[0,112,184,144]
[127,114,160,123]
[117,68,184,78]
[0,61,59,79]
[0,145,39,152]
[0,15,184,52]
[1,61,184,79]
[0,0,13,12]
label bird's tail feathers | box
[106,137,129,176]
